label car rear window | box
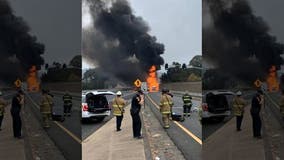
[86,93,108,108]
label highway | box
[26,92,81,160]
[146,92,202,160]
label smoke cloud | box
[203,0,284,83]
[83,0,164,84]
[0,0,44,82]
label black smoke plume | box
[203,0,284,83]
[0,0,44,82]
[83,0,164,84]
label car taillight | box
[82,104,88,111]
[202,103,208,111]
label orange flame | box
[266,65,279,92]
[146,65,159,92]
[27,65,40,92]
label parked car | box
[202,91,235,122]
[81,90,115,122]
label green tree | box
[189,55,202,67]
[69,55,82,68]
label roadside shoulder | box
[142,104,185,160]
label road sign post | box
[141,82,148,93]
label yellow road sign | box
[14,79,21,88]
[254,79,262,88]
[134,79,142,87]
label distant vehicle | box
[202,91,235,122]
[81,90,115,122]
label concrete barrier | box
[161,81,201,93]
[41,82,81,93]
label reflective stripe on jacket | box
[63,94,72,105]
[233,97,246,116]
[40,95,52,114]
[112,97,126,116]
[160,94,173,114]
[182,94,192,106]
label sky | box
[8,0,81,65]
[82,0,202,69]
[248,0,284,45]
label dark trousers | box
[116,115,123,130]
[183,105,191,114]
[236,115,243,130]
[0,115,3,128]
[64,105,72,114]
[251,113,262,137]
[11,111,22,137]
[131,113,141,137]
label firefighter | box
[233,91,246,131]
[280,90,284,119]
[182,91,192,117]
[112,91,126,131]
[40,89,53,128]
[160,88,173,129]
[0,92,7,130]
[250,90,264,139]
[130,90,144,139]
[11,90,24,138]
[63,91,73,117]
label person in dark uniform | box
[130,90,144,139]
[11,90,24,138]
[63,91,73,116]
[250,90,264,139]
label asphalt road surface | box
[82,91,134,140]
[26,92,81,160]
[146,92,202,160]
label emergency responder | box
[160,88,173,129]
[280,90,284,119]
[233,91,246,131]
[40,89,53,128]
[250,90,264,139]
[0,92,7,130]
[131,90,144,139]
[63,91,73,117]
[112,91,126,131]
[182,91,192,117]
[11,90,24,138]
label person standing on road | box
[280,90,284,119]
[11,90,24,138]
[112,91,126,132]
[0,92,8,130]
[250,90,264,139]
[130,90,144,139]
[160,88,173,129]
[233,91,246,131]
[182,91,192,117]
[63,91,73,117]
[40,89,53,128]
